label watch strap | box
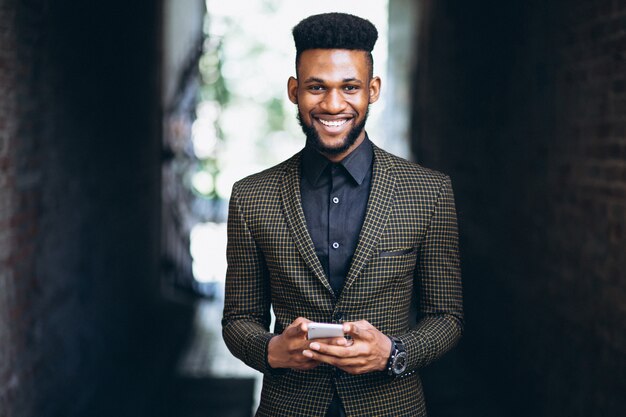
[387,336,405,376]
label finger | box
[344,322,377,341]
[343,322,361,338]
[294,317,312,330]
[286,318,311,336]
[308,341,357,358]
[299,321,309,333]
[302,349,341,367]
[335,337,351,346]
[283,326,300,337]
[304,350,367,370]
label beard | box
[297,108,369,156]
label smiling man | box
[222,12,464,417]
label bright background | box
[190,0,389,285]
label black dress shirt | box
[300,137,373,297]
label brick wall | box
[414,0,625,415]
[0,1,177,416]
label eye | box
[343,85,359,92]
[308,85,325,92]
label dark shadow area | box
[421,346,507,417]
[414,1,625,416]
[0,1,198,415]
[159,376,255,417]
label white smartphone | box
[307,322,345,340]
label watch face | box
[393,351,408,375]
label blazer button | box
[333,311,343,322]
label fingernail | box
[310,342,320,350]
[302,350,313,358]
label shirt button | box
[332,242,340,249]
[332,197,339,204]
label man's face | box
[288,49,380,161]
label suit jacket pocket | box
[363,249,418,283]
[378,247,416,257]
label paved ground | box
[163,285,262,417]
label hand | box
[302,320,392,375]
[267,317,319,371]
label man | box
[222,12,463,417]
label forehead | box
[297,49,369,79]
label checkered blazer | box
[222,144,463,416]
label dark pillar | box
[0,1,175,415]
[413,1,626,415]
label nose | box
[319,89,345,114]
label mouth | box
[317,118,349,128]
[314,116,353,131]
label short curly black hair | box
[292,12,378,77]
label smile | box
[317,118,350,128]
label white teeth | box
[318,118,348,127]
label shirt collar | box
[301,135,373,186]
[340,135,373,185]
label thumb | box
[344,322,361,338]
[286,318,310,337]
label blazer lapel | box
[279,154,334,295]
[342,146,396,295]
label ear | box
[287,76,298,104]
[368,76,381,104]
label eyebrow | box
[302,77,364,84]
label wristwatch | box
[387,336,408,377]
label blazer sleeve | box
[401,175,464,371]
[221,181,274,375]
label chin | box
[311,135,355,156]
[320,138,351,151]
